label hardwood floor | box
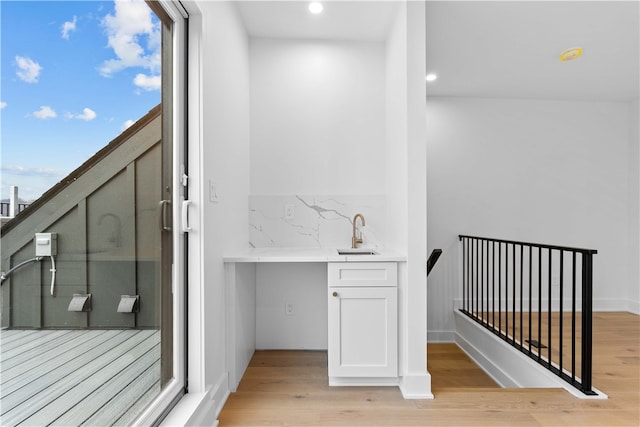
[218,312,639,426]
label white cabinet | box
[328,262,398,382]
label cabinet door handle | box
[332,291,338,297]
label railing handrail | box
[427,249,443,276]
[459,234,597,255]
[459,234,597,396]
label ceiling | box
[236,1,399,42]
[235,1,639,101]
[426,1,640,101]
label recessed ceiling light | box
[309,2,323,14]
[559,47,583,62]
[426,74,437,82]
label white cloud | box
[15,56,42,83]
[122,119,135,131]
[61,16,77,39]
[32,106,57,119]
[99,0,161,77]
[0,102,6,109]
[68,107,97,121]
[133,73,160,91]
[65,108,97,121]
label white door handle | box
[181,200,192,233]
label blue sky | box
[1,0,161,201]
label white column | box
[9,186,18,217]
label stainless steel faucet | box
[352,213,365,248]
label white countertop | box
[223,247,406,263]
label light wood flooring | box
[0,329,160,426]
[218,312,639,426]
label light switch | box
[209,180,220,203]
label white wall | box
[255,263,327,349]
[249,38,386,195]
[629,98,640,313]
[197,0,251,413]
[385,4,408,253]
[248,37,388,351]
[427,97,632,337]
[385,1,431,398]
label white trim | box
[132,1,189,424]
[183,0,205,398]
[453,310,607,400]
[593,298,637,312]
[329,377,399,387]
[427,331,455,343]
[399,373,434,399]
[627,299,640,315]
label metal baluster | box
[520,244,524,349]
[581,252,594,393]
[528,246,532,354]
[498,242,502,335]
[512,243,516,345]
[492,241,496,329]
[559,250,564,376]
[538,246,542,362]
[571,251,576,383]
[462,238,467,313]
[505,244,509,339]
[480,240,484,324]
[548,249,552,368]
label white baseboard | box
[162,373,230,427]
[453,311,607,400]
[210,372,231,422]
[399,372,434,399]
[627,299,640,315]
[427,331,455,343]
[329,377,398,387]
[593,298,633,312]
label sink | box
[337,249,378,255]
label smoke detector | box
[559,47,583,62]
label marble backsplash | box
[249,195,386,249]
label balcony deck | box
[0,329,160,426]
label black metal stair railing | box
[427,249,443,276]
[458,234,597,396]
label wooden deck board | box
[0,330,112,379]
[22,339,160,426]
[1,330,132,397]
[0,330,41,347]
[1,330,75,362]
[0,329,160,426]
[81,361,160,427]
[111,378,161,427]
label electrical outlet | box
[284,204,295,219]
[285,302,294,316]
[35,233,57,256]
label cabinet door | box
[328,287,397,378]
